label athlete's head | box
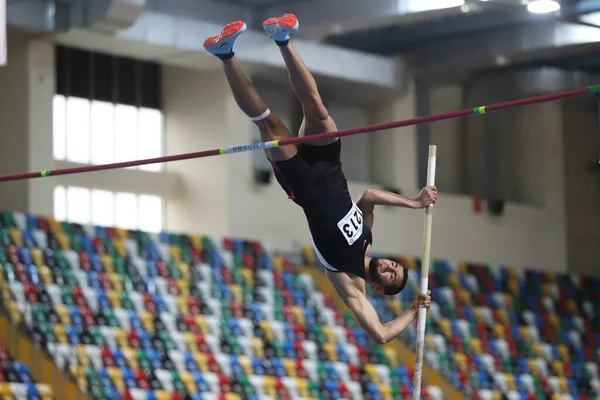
[368,258,409,296]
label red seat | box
[171,392,183,400]
[293,340,305,359]
[156,261,169,278]
[79,252,91,271]
[98,272,112,290]
[101,347,115,367]
[72,287,86,306]
[223,238,233,251]
[230,301,243,318]
[37,217,50,233]
[294,359,307,378]
[293,323,305,340]
[217,373,230,392]
[220,267,232,284]
[348,364,360,381]
[6,245,18,262]
[127,330,141,349]
[105,227,117,239]
[183,316,198,333]
[190,248,202,263]
[400,385,411,397]
[357,346,369,364]
[345,328,356,345]
[123,390,133,400]
[207,353,220,373]
[14,263,29,283]
[282,290,294,306]
[167,279,179,296]
[92,238,105,254]
[421,387,430,399]
[242,253,254,269]
[134,369,149,389]
[195,334,210,353]
[80,305,95,326]
[143,293,156,313]
[23,282,38,302]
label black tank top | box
[303,170,372,279]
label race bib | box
[337,202,363,245]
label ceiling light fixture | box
[527,0,561,14]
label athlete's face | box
[369,258,406,295]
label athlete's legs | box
[204,21,296,161]
[263,15,338,146]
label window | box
[53,186,164,232]
[53,94,164,170]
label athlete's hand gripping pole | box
[412,145,437,400]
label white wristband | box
[251,109,271,121]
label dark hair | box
[384,266,409,296]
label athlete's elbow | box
[369,329,388,345]
[358,189,376,210]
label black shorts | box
[269,140,343,207]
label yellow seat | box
[365,364,379,383]
[77,345,90,367]
[54,324,67,344]
[139,311,154,333]
[251,337,265,358]
[225,394,241,400]
[193,351,209,372]
[179,263,191,281]
[31,248,44,266]
[548,315,560,330]
[36,384,54,400]
[0,382,13,397]
[390,299,403,315]
[458,263,468,274]
[183,332,197,352]
[194,315,209,335]
[263,376,277,396]
[291,306,305,326]
[532,343,544,359]
[241,269,254,287]
[113,329,128,349]
[458,289,472,305]
[177,280,190,297]
[121,347,139,370]
[379,384,393,400]
[552,360,565,376]
[115,228,129,239]
[454,353,468,371]
[238,355,253,376]
[259,321,274,341]
[114,239,127,258]
[384,348,398,368]
[230,285,243,303]
[108,367,124,391]
[322,326,335,342]
[551,394,562,400]
[56,233,70,250]
[107,290,122,309]
[438,318,452,337]
[471,338,482,354]
[282,358,296,377]
[101,255,115,273]
[108,273,123,291]
[154,390,170,400]
[176,296,189,315]
[170,246,182,263]
[491,391,502,400]
[527,359,538,376]
[295,378,308,397]
[8,301,21,324]
[448,274,459,287]
[495,310,509,325]
[190,235,203,250]
[492,323,505,339]
[508,279,520,296]
[567,300,577,314]
[39,266,53,285]
[322,343,337,362]
[558,377,568,393]
[505,374,516,391]
[55,305,71,325]
[558,345,570,362]
[180,371,196,394]
[302,247,315,265]
[272,257,284,272]
[9,228,24,247]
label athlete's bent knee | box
[303,96,329,122]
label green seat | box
[69,234,82,252]
[307,380,319,396]
[62,269,77,286]
[1,212,15,227]
[88,327,105,346]
[60,222,72,235]
[39,322,56,343]
[54,251,68,269]
[159,330,176,350]
[3,262,15,283]
[61,287,75,305]
[31,303,46,323]
[0,250,7,264]
[121,293,134,310]
[102,309,119,327]
[167,261,181,279]
[103,238,116,257]
[171,371,186,393]
[372,347,388,366]
[137,349,151,370]
[114,257,126,275]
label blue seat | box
[193,372,209,392]
[251,357,264,375]
[147,390,158,400]
[121,367,136,388]
[99,368,112,387]
[326,380,341,397]
[146,261,158,278]
[96,289,110,309]
[22,231,36,248]
[95,226,107,239]
[129,311,143,330]
[112,349,127,369]
[14,362,32,383]
[26,215,38,230]
[146,349,162,370]
[270,358,285,377]
[336,344,348,363]
[66,326,80,344]
[90,254,103,272]
[185,352,198,372]
[159,232,170,244]
[304,308,316,325]
[87,272,101,289]
[69,305,83,326]
[367,382,381,394]
[353,328,368,347]
[27,264,40,286]
[283,341,295,359]
[19,248,32,265]
[81,236,93,255]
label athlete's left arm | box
[356,187,438,228]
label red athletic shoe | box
[203,21,247,56]
[263,14,299,42]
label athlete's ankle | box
[217,52,235,60]
[275,39,289,47]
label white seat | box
[457,319,471,338]
[129,388,147,400]
[464,274,479,292]
[302,359,318,382]
[427,386,443,400]
[74,270,88,289]
[586,362,599,379]
[344,343,359,365]
[520,373,535,392]
[12,212,26,231]
[9,382,27,397]
[52,343,75,371]
[83,288,98,313]
[130,255,145,277]
[221,251,234,269]
[82,224,95,239]
[215,353,232,377]
[375,364,391,385]
[238,337,253,357]
[271,321,285,342]
[32,231,48,252]
[171,332,186,352]
[154,277,168,296]
[45,284,62,306]
[203,372,221,394]
[590,378,600,395]
[507,390,521,400]
[64,250,80,271]
[302,341,318,360]
[238,318,254,338]
[201,394,218,400]
[100,327,117,349]
[196,265,212,283]
[113,309,131,330]
[494,373,508,392]
[249,375,265,396]
[282,377,297,396]
[259,303,274,321]
[256,271,274,288]
[298,274,314,292]
[478,389,493,400]
[561,394,574,400]
[206,299,221,318]
[536,358,548,376]
[86,345,103,370]
[204,316,221,336]
[9,282,25,304]
[257,288,274,305]
[347,381,363,400]
[333,362,350,382]
[155,369,174,392]
[160,312,177,332]
[333,326,347,344]
[168,350,186,372]
[433,334,447,353]
[206,335,221,355]
[129,291,145,313]
[157,243,171,262]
